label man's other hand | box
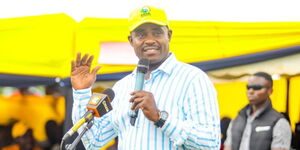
[71,52,101,90]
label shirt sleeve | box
[271,118,292,150]
[161,72,221,150]
[72,87,117,150]
[223,122,232,147]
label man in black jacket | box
[224,72,291,150]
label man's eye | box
[136,33,145,38]
[153,31,162,36]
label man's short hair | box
[253,72,273,86]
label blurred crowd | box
[0,85,64,150]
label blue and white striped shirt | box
[72,53,220,150]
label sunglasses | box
[246,85,269,91]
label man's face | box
[128,23,172,66]
[246,76,272,106]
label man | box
[224,72,291,150]
[71,5,220,149]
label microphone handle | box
[62,110,93,141]
[130,71,146,126]
[135,71,146,91]
[66,119,94,150]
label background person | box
[224,72,292,150]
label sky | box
[0,0,300,22]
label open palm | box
[71,53,101,90]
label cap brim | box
[129,19,168,32]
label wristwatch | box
[154,110,169,128]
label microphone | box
[62,88,115,141]
[130,58,150,126]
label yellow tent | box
[1,13,300,141]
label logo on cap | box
[141,7,151,17]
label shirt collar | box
[153,53,177,75]
[246,99,271,117]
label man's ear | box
[168,30,172,41]
[268,87,273,95]
[128,35,133,46]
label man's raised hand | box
[71,52,101,90]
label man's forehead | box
[248,76,269,84]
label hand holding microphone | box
[129,90,160,123]
[129,58,161,126]
[129,58,149,126]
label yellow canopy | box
[1,13,300,78]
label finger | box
[86,55,94,66]
[91,66,101,75]
[130,90,145,97]
[140,106,144,111]
[76,52,81,67]
[129,93,143,102]
[130,91,135,96]
[81,53,89,65]
[135,103,145,111]
[71,60,75,72]
[131,97,143,110]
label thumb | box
[91,66,101,75]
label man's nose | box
[144,34,156,44]
[145,39,156,46]
[247,88,255,94]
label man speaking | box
[71,5,220,150]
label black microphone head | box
[102,88,115,101]
[137,58,149,73]
[138,58,150,66]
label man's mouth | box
[143,46,159,51]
